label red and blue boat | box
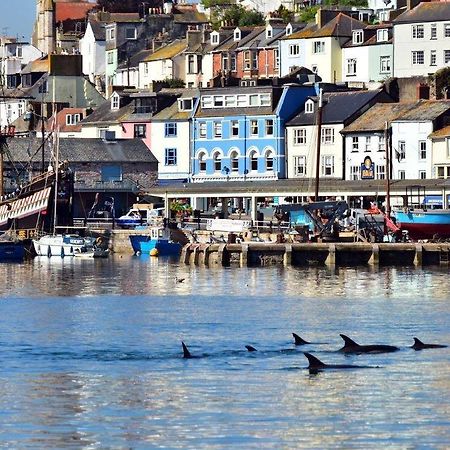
[393,209,450,239]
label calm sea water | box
[0,256,449,449]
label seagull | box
[175,277,185,283]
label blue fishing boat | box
[393,209,450,239]
[0,237,25,262]
[129,227,181,255]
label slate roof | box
[287,89,385,126]
[394,100,450,121]
[6,138,157,164]
[151,100,190,121]
[144,39,187,61]
[117,48,153,70]
[89,20,106,41]
[173,5,208,24]
[394,2,450,24]
[211,27,257,52]
[343,25,393,48]
[79,98,134,125]
[237,26,287,50]
[21,57,49,74]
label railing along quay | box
[180,242,450,268]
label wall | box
[121,122,151,149]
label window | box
[377,29,388,42]
[214,121,222,137]
[107,27,115,40]
[398,170,405,180]
[213,153,221,171]
[211,33,219,45]
[165,122,177,137]
[265,119,274,136]
[260,94,271,106]
[445,24,450,38]
[16,46,22,58]
[305,100,314,113]
[199,153,206,172]
[289,44,300,56]
[231,120,239,137]
[419,170,426,179]
[412,50,424,65]
[101,165,122,182]
[178,98,193,111]
[419,140,427,159]
[378,135,385,152]
[437,166,445,178]
[321,127,334,144]
[38,80,48,93]
[286,24,293,36]
[431,50,437,66]
[294,128,306,145]
[265,152,274,171]
[66,113,81,126]
[165,148,177,166]
[445,50,450,64]
[125,27,137,39]
[346,58,357,76]
[111,95,120,109]
[250,151,258,171]
[294,156,307,177]
[321,155,334,176]
[230,151,239,172]
[352,30,363,44]
[188,54,196,74]
[244,51,251,70]
[234,29,241,41]
[213,96,224,107]
[222,53,229,71]
[313,41,325,54]
[266,27,272,39]
[274,49,279,69]
[231,54,236,71]
[250,119,258,136]
[249,94,258,106]
[199,122,206,138]
[352,136,359,152]
[201,96,213,108]
[398,141,406,160]
[365,136,371,152]
[350,165,360,180]
[252,51,258,70]
[380,56,391,73]
[376,164,385,180]
[412,24,424,39]
[431,24,437,40]
[107,52,113,64]
[447,137,450,157]
[134,124,146,138]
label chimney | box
[187,29,202,48]
[406,0,421,10]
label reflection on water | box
[0,257,449,448]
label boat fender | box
[47,246,51,258]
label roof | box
[287,89,385,126]
[144,40,187,61]
[55,1,96,23]
[211,28,256,52]
[236,26,287,50]
[173,5,208,24]
[117,49,153,70]
[79,98,134,125]
[89,20,106,41]
[6,137,157,164]
[394,100,450,121]
[151,100,190,121]
[46,107,87,133]
[394,2,450,24]
[21,57,49,74]
[429,125,450,139]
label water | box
[0,256,449,449]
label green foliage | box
[238,9,265,26]
[276,5,294,24]
[162,78,186,88]
[221,5,264,27]
[432,67,450,99]
[97,0,142,13]
[323,0,368,5]
[298,6,319,23]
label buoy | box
[150,248,159,257]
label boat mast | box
[314,89,323,201]
[52,127,59,235]
[385,121,391,219]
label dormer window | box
[352,30,364,45]
[305,99,314,114]
[178,98,193,111]
[286,24,293,36]
[125,27,137,40]
[211,32,219,45]
[234,28,241,41]
[107,26,115,41]
[111,93,120,110]
[377,29,388,42]
[266,25,273,39]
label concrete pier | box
[180,242,450,267]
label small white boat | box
[33,234,96,257]
[74,246,110,258]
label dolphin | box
[245,345,257,352]
[304,352,375,373]
[181,341,192,358]
[292,333,311,345]
[338,334,399,354]
[411,337,448,350]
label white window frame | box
[352,30,363,45]
[365,136,371,152]
[321,155,334,176]
[444,50,450,64]
[431,24,437,40]
[412,50,424,65]
[412,24,424,39]
[352,136,359,152]
[164,148,177,166]
[419,140,427,160]
[431,50,437,66]
[346,58,357,76]
[293,128,306,145]
[125,27,137,40]
[289,44,300,56]
[350,165,360,180]
[321,127,334,145]
[313,41,325,54]
[294,155,307,177]
[445,24,450,38]
[214,121,222,138]
[211,33,219,45]
[250,119,259,136]
[377,29,388,42]
[265,119,274,136]
[380,56,391,73]
[199,122,206,138]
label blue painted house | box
[191,84,317,182]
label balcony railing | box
[75,178,140,193]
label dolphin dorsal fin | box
[181,341,192,358]
[245,345,257,352]
[293,333,309,345]
[413,337,424,347]
[340,334,359,347]
[303,352,326,369]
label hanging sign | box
[361,156,375,179]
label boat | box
[392,208,450,239]
[32,234,95,257]
[0,232,25,262]
[74,245,110,258]
[129,227,181,255]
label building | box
[79,19,106,86]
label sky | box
[1,0,36,41]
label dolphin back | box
[304,352,326,369]
[293,333,310,345]
[340,334,359,348]
[181,341,192,358]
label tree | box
[97,0,147,13]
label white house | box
[150,91,198,182]
[79,20,106,85]
[429,125,450,180]
[393,2,450,78]
[342,25,393,85]
[138,40,187,89]
[277,23,307,77]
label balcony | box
[75,178,140,193]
